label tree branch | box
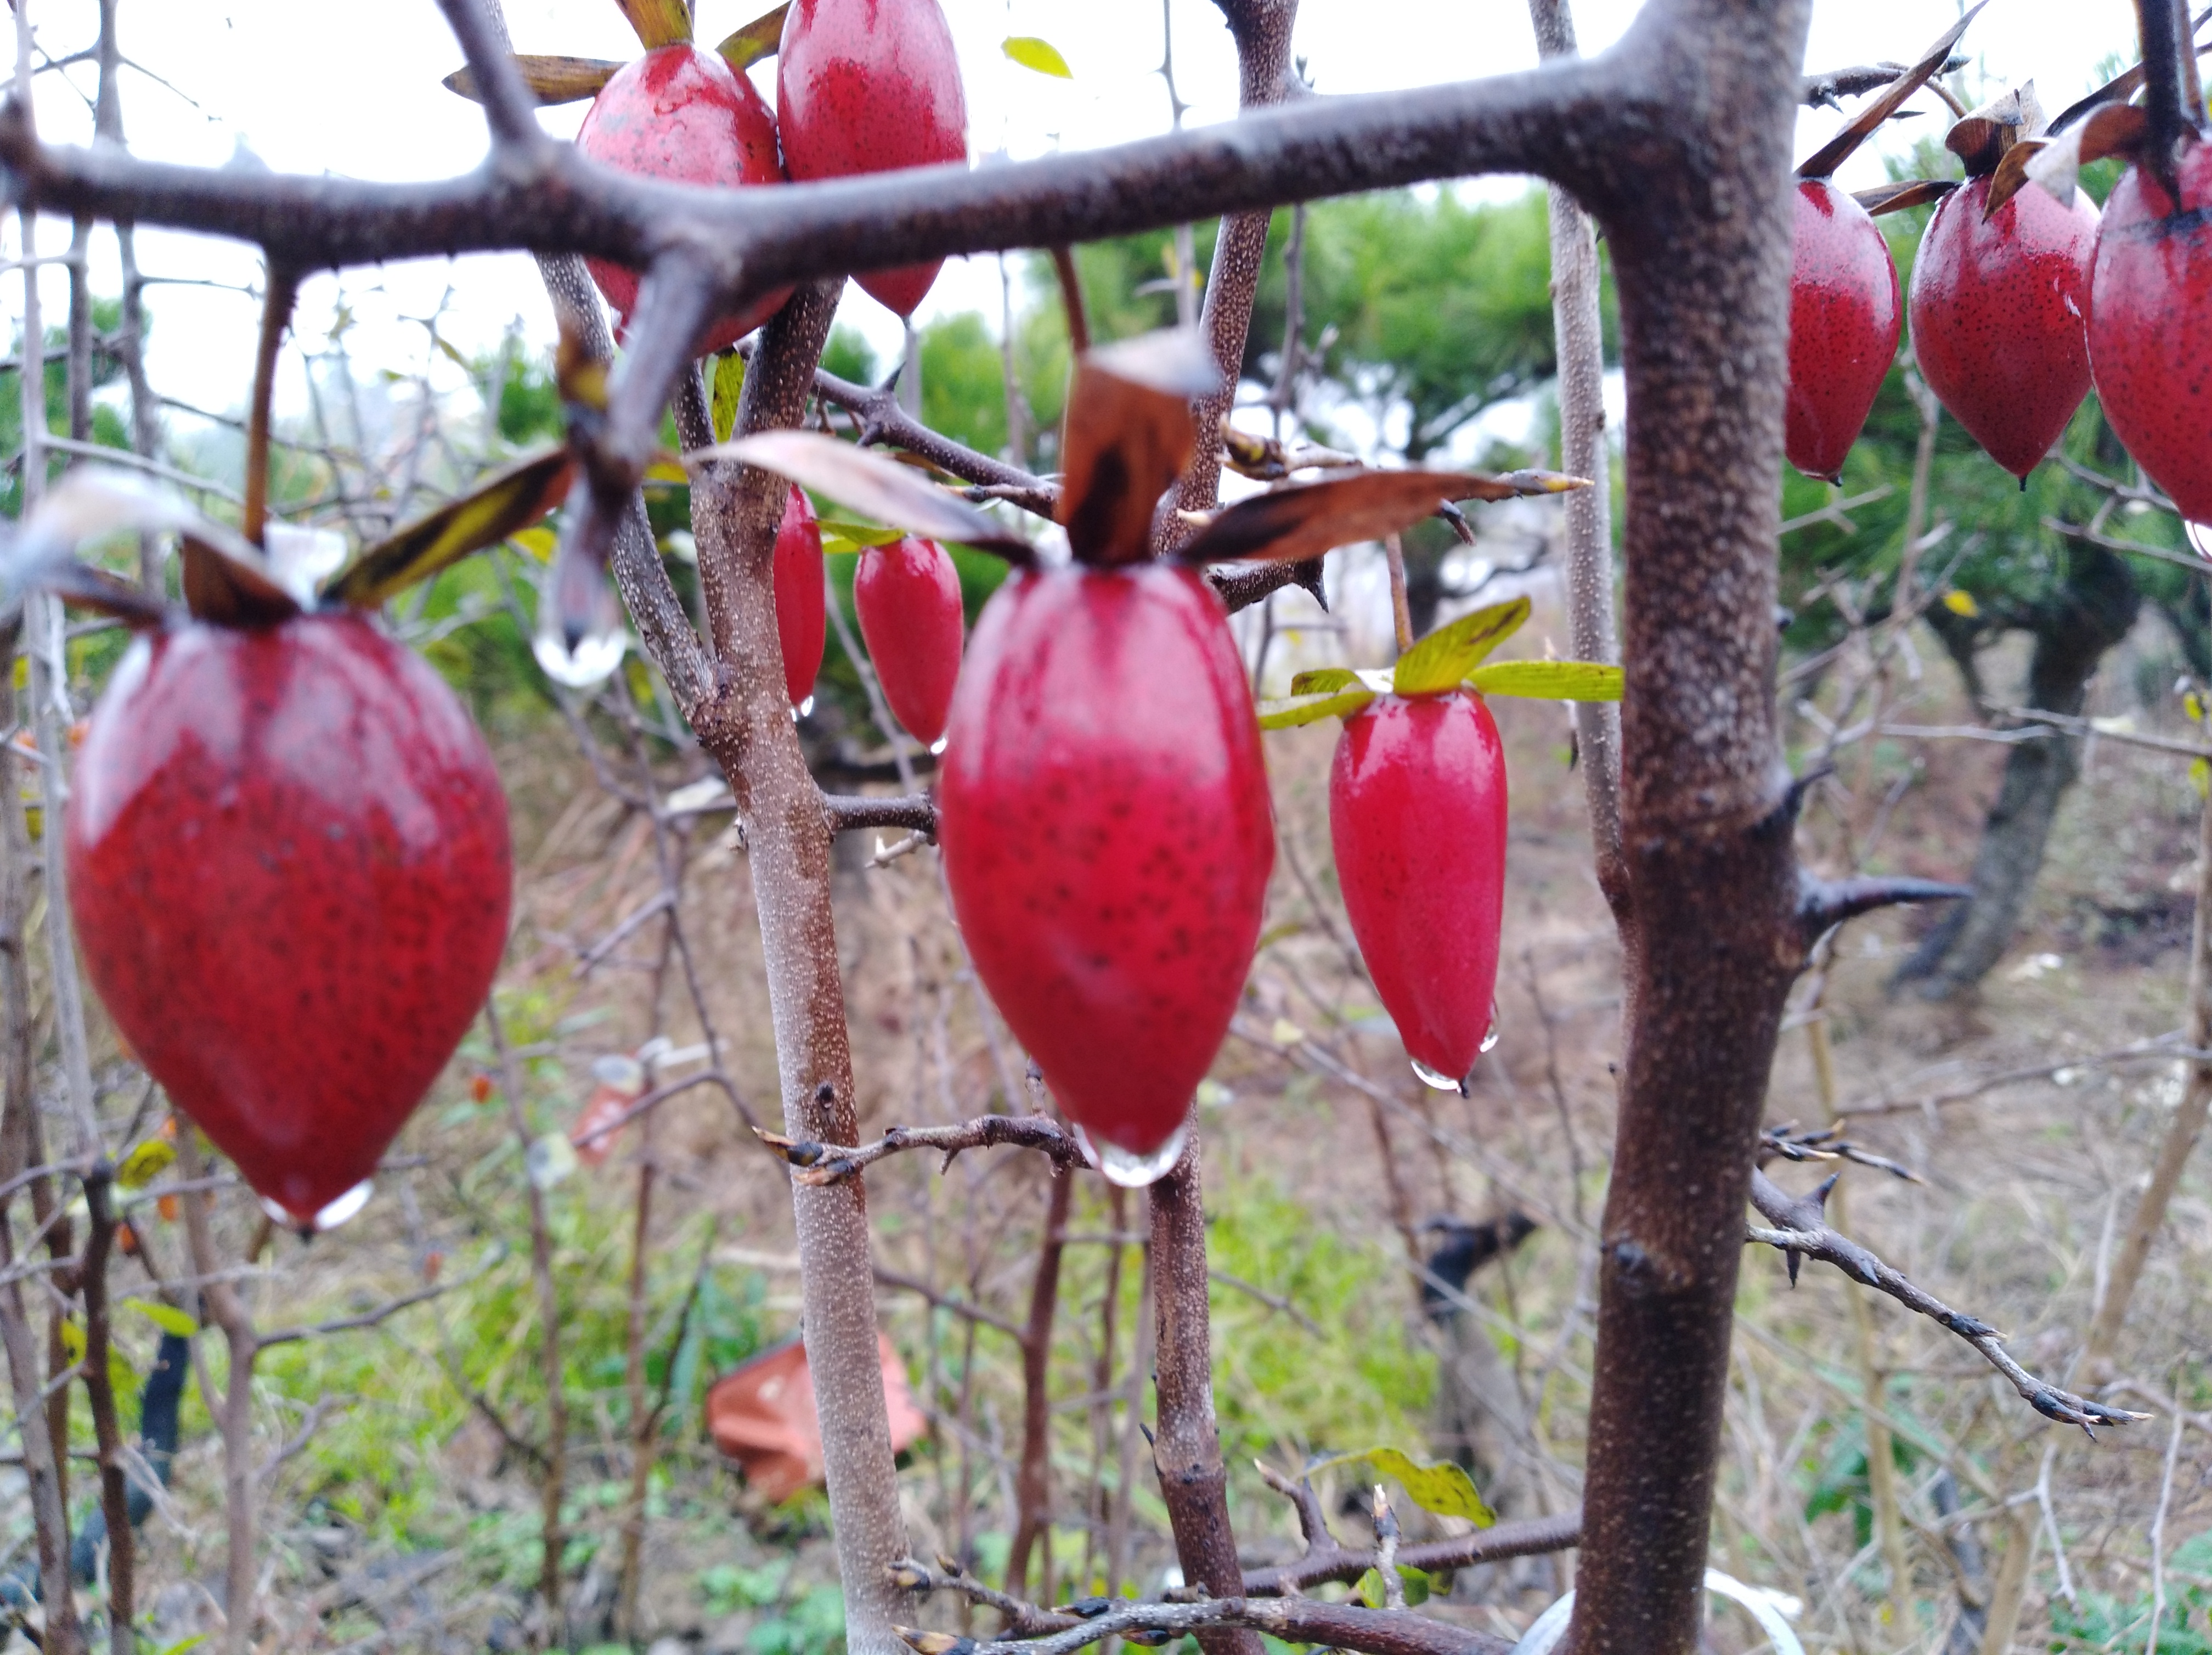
[803,358,1057,516]
[755,1113,1087,1187]
[823,792,939,838]
[1746,1170,2147,1433]
[898,1594,1515,1655]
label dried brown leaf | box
[1943,82,2041,174]
[1854,179,1959,217]
[1058,330,1219,566]
[442,55,625,107]
[2012,102,2150,214]
[697,430,1032,559]
[1177,469,1585,568]
[1798,3,1984,180]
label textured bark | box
[1895,544,2138,998]
[1007,1169,1073,1601]
[1565,0,1811,1645]
[1148,1140,1260,1655]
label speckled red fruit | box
[65,614,512,1228]
[1330,693,1506,1086]
[1787,179,1903,482]
[854,537,963,745]
[2090,138,2212,522]
[938,565,1273,1157]
[577,44,788,353]
[775,487,826,710]
[1910,175,2097,479]
[776,0,967,317]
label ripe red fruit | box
[2090,138,2212,522]
[66,613,512,1230]
[776,0,968,317]
[1786,178,1903,482]
[775,487,826,710]
[576,44,788,353]
[854,536,963,746]
[1329,692,1505,1090]
[938,565,1272,1171]
[1910,175,2098,479]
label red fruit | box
[1786,178,1903,482]
[854,536,963,746]
[1910,175,2098,479]
[66,613,512,1229]
[1329,693,1505,1089]
[2090,137,2212,521]
[938,565,1273,1167]
[777,0,968,317]
[775,487,826,710]
[577,44,789,353]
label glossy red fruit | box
[777,0,967,317]
[2090,138,2212,522]
[854,536,963,746]
[939,565,1273,1163]
[1786,178,1904,482]
[775,487,826,710]
[66,613,512,1229]
[577,44,788,353]
[1330,692,1506,1089]
[1910,175,2098,479]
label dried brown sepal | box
[323,446,573,610]
[179,532,302,628]
[2007,102,2152,215]
[894,1629,973,1655]
[697,430,1033,561]
[442,55,625,107]
[33,559,169,630]
[556,318,611,414]
[1943,82,2043,176]
[1177,468,1586,568]
[715,2,791,71]
[614,0,693,50]
[1797,4,1984,181]
[1854,179,1959,217]
[1058,331,1219,566]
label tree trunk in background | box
[1894,542,2139,998]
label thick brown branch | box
[804,359,1057,516]
[823,792,939,838]
[1746,1170,2146,1432]
[901,1595,1514,1655]
[757,1113,1086,1186]
[1240,1510,1584,1595]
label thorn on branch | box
[1797,870,1971,943]
[756,1114,1088,1187]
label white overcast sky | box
[0,0,2147,426]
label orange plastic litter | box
[706,1332,926,1503]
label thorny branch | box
[1746,1170,2147,1432]
[756,1113,1088,1188]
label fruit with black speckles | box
[854,536,963,746]
[775,486,826,710]
[577,44,789,353]
[66,613,512,1229]
[1910,174,2098,480]
[2090,137,2212,521]
[776,0,968,317]
[937,564,1272,1158]
[1330,691,1506,1088]
[1786,178,1903,482]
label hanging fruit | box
[777,0,969,317]
[775,486,827,712]
[1784,9,1979,482]
[1258,602,1621,1094]
[19,449,571,1231]
[576,44,790,353]
[718,332,1591,1179]
[854,536,964,747]
[1908,86,2098,481]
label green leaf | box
[322,446,572,609]
[1392,599,1530,696]
[614,0,692,50]
[1289,667,1362,696]
[817,520,906,555]
[1002,36,1073,77]
[1464,660,1623,701]
[121,1297,199,1338]
[1256,685,1378,730]
[1354,1567,1431,1608]
[715,2,790,70]
[1308,1447,1495,1526]
[710,351,747,443]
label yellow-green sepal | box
[1391,598,1530,696]
[1464,660,1623,701]
[1255,667,1391,730]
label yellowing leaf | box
[614,0,692,50]
[323,446,572,609]
[1393,598,1531,696]
[2185,690,2205,725]
[511,525,558,563]
[1941,589,1979,618]
[817,520,906,552]
[1308,1447,1496,1527]
[1002,36,1073,77]
[710,351,747,444]
[442,55,623,108]
[1355,1566,1430,1608]
[1464,660,1623,701]
[115,1136,176,1190]
[60,1319,85,1364]
[1269,1018,1306,1047]
[1256,685,1377,730]
[2192,757,2209,800]
[642,459,691,486]
[715,2,789,71]
[120,1297,198,1337]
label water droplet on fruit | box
[2188,519,2212,561]
[796,695,816,720]
[1072,1120,1190,1189]
[1480,1004,1501,1054]
[929,736,949,757]
[1410,1059,1468,1095]
[261,1178,374,1236]
[533,618,625,689]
